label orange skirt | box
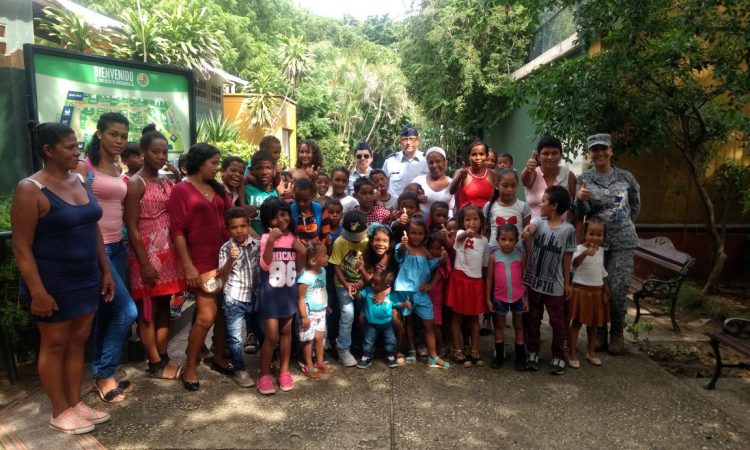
[567,283,610,327]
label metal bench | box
[703,318,750,390]
[630,236,695,332]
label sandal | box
[302,366,321,378]
[148,360,184,380]
[92,378,125,403]
[469,351,484,367]
[405,350,417,365]
[118,380,134,393]
[396,353,406,365]
[427,356,450,369]
[453,350,470,367]
[314,362,335,374]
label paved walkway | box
[1,308,749,450]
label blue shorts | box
[400,292,433,320]
[492,297,524,315]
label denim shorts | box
[492,297,524,315]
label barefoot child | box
[568,219,610,368]
[485,224,526,370]
[521,186,576,375]
[297,241,335,377]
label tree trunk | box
[679,148,726,294]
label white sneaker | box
[338,349,357,367]
[72,402,110,425]
[49,408,95,435]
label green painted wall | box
[483,102,538,201]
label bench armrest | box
[723,318,750,338]
[639,276,683,297]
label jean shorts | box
[492,297,524,315]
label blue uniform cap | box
[399,124,419,137]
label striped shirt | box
[294,207,331,243]
[219,237,260,302]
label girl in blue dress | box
[394,217,449,369]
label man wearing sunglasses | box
[382,124,429,197]
[346,140,374,195]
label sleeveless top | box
[492,248,524,303]
[19,175,104,296]
[458,169,493,210]
[525,165,571,219]
[257,233,298,318]
[84,158,127,244]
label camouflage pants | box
[604,248,635,327]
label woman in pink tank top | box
[449,139,496,211]
[521,136,577,219]
[75,113,138,403]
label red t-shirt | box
[168,182,231,273]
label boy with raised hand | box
[521,185,576,375]
[244,135,293,200]
[218,207,262,387]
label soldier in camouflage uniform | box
[572,134,641,355]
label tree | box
[399,0,534,134]
[516,0,750,293]
[37,7,112,54]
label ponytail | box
[86,112,129,167]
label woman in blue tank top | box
[12,122,114,435]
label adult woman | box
[74,113,138,403]
[13,122,114,433]
[412,147,455,217]
[521,136,577,218]
[347,140,373,195]
[288,139,322,180]
[572,134,641,356]
[169,143,232,391]
[124,124,186,380]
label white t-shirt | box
[337,195,359,214]
[483,198,531,246]
[412,174,455,216]
[453,233,489,278]
[571,244,608,287]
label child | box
[255,198,307,394]
[325,199,344,242]
[370,169,398,211]
[353,177,391,226]
[360,223,404,363]
[428,201,451,234]
[329,210,369,367]
[220,156,247,207]
[356,269,410,369]
[444,217,458,243]
[449,139,496,210]
[403,182,428,206]
[497,153,514,170]
[485,224,527,371]
[568,219,610,368]
[245,151,278,238]
[446,205,489,367]
[176,153,187,181]
[330,166,359,213]
[486,149,498,170]
[426,233,451,358]
[395,217,449,369]
[390,191,421,237]
[521,185,576,375]
[314,171,331,204]
[297,241,335,377]
[279,171,294,203]
[289,139,323,180]
[121,141,143,182]
[483,168,531,252]
[218,207,261,387]
[291,178,330,244]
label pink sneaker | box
[49,408,95,434]
[278,371,294,392]
[73,402,110,424]
[256,375,276,395]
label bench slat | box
[706,332,750,357]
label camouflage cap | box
[587,133,612,149]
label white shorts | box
[298,308,326,342]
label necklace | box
[467,167,487,179]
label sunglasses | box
[355,154,371,160]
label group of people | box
[12,115,641,435]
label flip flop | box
[92,378,125,403]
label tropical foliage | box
[197,112,240,143]
[37,7,112,54]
